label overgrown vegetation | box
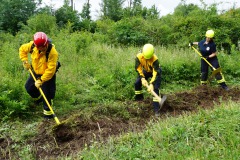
[0,0,240,159]
[1,35,240,121]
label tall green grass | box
[1,31,240,159]
[1,31,240,120]
[78,101,240,160]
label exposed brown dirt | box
[1,85,240,159]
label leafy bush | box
[19,13,58,35]
[0,76,30,121]
[107,17,150,46]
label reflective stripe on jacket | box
[19,41,58,82]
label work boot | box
[222,85,229,91]
[220,82,229,91]
[44,114,54,120]
[43,109,54,119]
[135,94,144,101]
[153,102,160,117]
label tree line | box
[0,0,239,52]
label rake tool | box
[191,46,222,79]
[143,83,167,109]
[29,69,61,125]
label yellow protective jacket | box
[19,41,58,82]
[135,52,160,84]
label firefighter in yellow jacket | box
[19,32,59,119]
[134,44,165,116]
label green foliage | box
[0,0,36,34]
[173,3,202,17]
[19,13,58,35]
[36,6,53,15]
[0,32,15,47]
[94,19,114,44]
[142,5,159,19]
[55,4,80,30]
[0,27,239,122]
[0,0,239,49]
[100,0,125,21]
[93,3,240,48]
[108,17,150,46]
[162,62,199,84]
[53,30,93,55]
[122,0,159,19]
[131,0,143,17]
[0,39,31,121]
[0,77,30,121]
[1,30,240,121]
[217,50,240,83]
[80,0,91,20]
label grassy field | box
[0,32,240,159]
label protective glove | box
[23,61,31,70]
[148,83,154,92]
[35,79,43,89]
[141,78,148,86]
[189,42,193,47]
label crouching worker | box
[19,32,59,119]
[134,44,166,116]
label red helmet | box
[33,32,48,47]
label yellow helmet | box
[205,30,214,38]
[142,44,154,59]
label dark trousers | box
[135,68,162,113]
[201,57,226,84]
[25,73,56,112]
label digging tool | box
[143,83,167,109]
[29,69,61,125]
[191,46,222,79]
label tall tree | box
[122,0,159,19]
[100,0,125,21]
[80,0,96,33]
[55,2,80,30]
[132,0,142,16]
[0,0,36,34]
[80,0,91,20]
[139,5,159,19]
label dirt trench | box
[1,85,240,159]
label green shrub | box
[0,76,30,121]
[19,13,58,35]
